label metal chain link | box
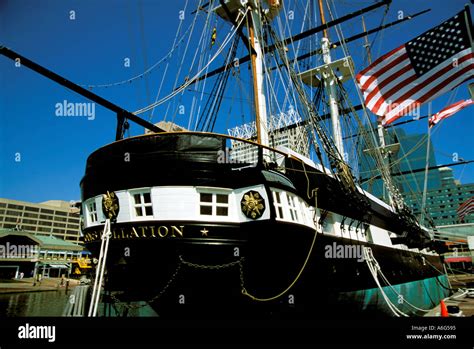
[108,255,246,313]
[179,255,245,270]
[147,262,183,304]
[238,258,247,295]
[180,255,248,297]
[109,260,183,311]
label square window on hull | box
[200,206,212,215]
[216,207,228,216]
[198,192,230,217]
[132,191,154,218]
[200,193,212,203]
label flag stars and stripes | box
[429,98,474,127]
[405,12,470,77]
[356,9,474,125]
[457,197,474,222]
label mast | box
[248,7,269,147]
[420,102,432,224]
[363,14,391,203]
[361,15,372,64]
[318,0,344,156]
[214,0,274,149]
[188,0,394,87]
[360,13,397,206]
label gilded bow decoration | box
[241,191,265,219]
[102,191,120,220]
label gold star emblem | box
[200,228,209,237]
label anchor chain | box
[179,255,245,270]
[109,260,183,311]
[109,256,246,313]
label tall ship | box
[79,0,469,319]
[4,0,472,318]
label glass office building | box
[359,128,473,226]
[403,167,474,226]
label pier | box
[424,274,474,316]
[0,277,79,294]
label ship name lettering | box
[130,227,140,238]
[157,226,167,237]
[171,225,184,238]
[149,226,156,238]
[84,225,184,241]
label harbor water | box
[0,290,71,316]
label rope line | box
[242,228,318,302]
[80,10,194,89]
[132,6,250,116]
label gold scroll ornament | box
[241,190,265,219]
[102,191,120,220]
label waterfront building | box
[433,223,474,271]
[403,168,474,226]
[0,198,82,244]
[359,127,441,200]
[0,229,88,279]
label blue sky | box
[0,0,473,203]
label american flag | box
[429,98,474,127]
[356,9,474,126]
[457,196,474,222]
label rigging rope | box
[132,6,249,116]
[88,219,112,317]
[80,9,194,89]
[196,35,239,131]
[152,0,193,121]
[138,0,152,116]
[188,6,217,128]
[164,0,205,122]
[266,21,346,170]
[363,247,410,317]
[325,0,410,216]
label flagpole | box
[420,102,432,225]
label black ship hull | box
[81,132,450,318]
[85,222,449,319]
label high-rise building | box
[0,198,82,244]
[228,109,309,163]
[358,127,474,226]
[403,168,474,226]
[359,128,441,199]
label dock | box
[0,277,79,294]
[424,274,474,316]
